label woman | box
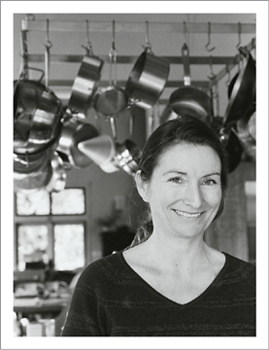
[61,116,255,336]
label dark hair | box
[129,115,229,248]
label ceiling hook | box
[81,19,93,55]
[236,22,241,49]
[205,22,215,52]
[44,19,52,49]
[183,21,188,44]
[143,21,152,50]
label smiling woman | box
[61,116,255,336]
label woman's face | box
[137,143,222,240]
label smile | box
[173,209,204,218]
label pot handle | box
[18,66,45,83]
[181,43,191,86]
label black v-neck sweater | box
[61,252,255,336]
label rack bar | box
[27,54,239,65]
[21,20,255,34]
[49,80,210,89]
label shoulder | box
[76,252,127,287]
[221,253,255,286]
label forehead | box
[156,143,221,174]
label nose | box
[183,182,203,209]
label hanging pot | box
[56,115,99,168]
[224,47,256,126]
[168,43,212,125]
[14,72,62,155]
[125,48,170,110]
[68,54,104,115]
[93,48,129,118]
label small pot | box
[68,54,104,115]
[56,115,99,168]
[125,48,170,110]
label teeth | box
[174,210,202,218]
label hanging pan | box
[56,113,99,168]
[168,42,212,124]
[125,21,170,110]
[68,20,104,115]
[93,21,129,118]
[224,47,256,126]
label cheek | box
[203,189,222,208]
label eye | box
[201,179,217,186]
[169,177,184,184]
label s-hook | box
[205,22,215,52]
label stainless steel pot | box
[125,48,170,110]
[56,115,99,168]
[14,76,62,155]
[68,54,104,115]
[168,43,212,124]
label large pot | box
[68,54,104,115]
[14,78,62,155]
[125,48,170,110]
[224,47,256,126]
[168,43,212,124]
[56,115,99,168]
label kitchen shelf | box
[21,19,255,34]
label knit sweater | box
[61,251,255,336]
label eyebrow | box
[163,170,221,178]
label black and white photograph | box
[1,1,268,349]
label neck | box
[141,230,212,275]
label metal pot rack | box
[20,17,256,92]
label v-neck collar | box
[119,251,229,307]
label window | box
[15,188,86,216]
[15,188,87,271]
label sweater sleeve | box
[61,263,104,336]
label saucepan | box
[125,44,170,110]
[167,42,212,125]
[93,21,129,118]
[56,113,99,168]
[224,47,256,126]
[68,42,104,115]
[14,68,62,155]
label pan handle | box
[181,43,191,86]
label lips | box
[172,209,205,218]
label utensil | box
[224,47,256,126]
[68,20,104,115]
[14,68,62,155]
[168,42,212,124]
[56,114,99,168]
[93,21,129,118]
[125,21,170,110]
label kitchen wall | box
[13,13,256,263]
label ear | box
[135,170,149,203]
